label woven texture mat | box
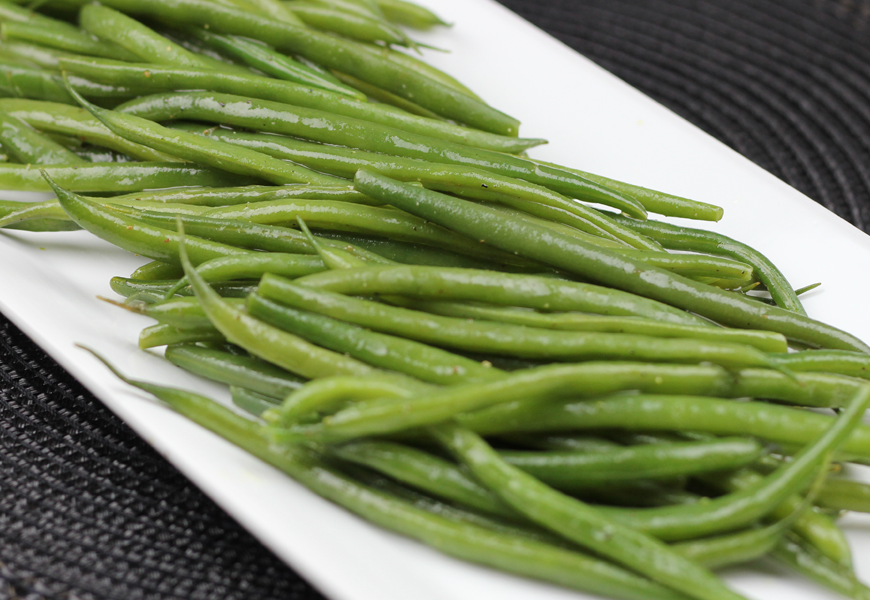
[3,0,870,598]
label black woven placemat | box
[4,0,870,598]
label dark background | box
[3,0,870,598]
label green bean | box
[107,295,242,328]
[0,63,141,104]
[110,276,256,299]
[0,162,250,192]
[433,423,748,600]
[47,180,251,265]
[352,170,869,352]
[116,93,644,217]
[285,2,409,45]
[166,253,327,296]
[576,385,870,542]
[499,438,764,491]
[459,393,870,454]
[164,343,305,398]
[350,40,479,100]
[294,265,712,325]
[315,231,522,270]
[772,532,870,599]
[82,352,692,600]
[0,4,140,61]
[130,261,184,281]
[0,111,83,164]
[217,0,305,25]
[1,216,79,232]
[169,125,659,249]
[0,99,179,161]
[266,373,429,424]
[231,385,281,417]
[404,301,788,353]
[0,41,78,69]
[102,183,372,207]
[331,69,449,118]
[610,215,805,314]
[126,210,394,264]
[74,147,133,163]
[139,322,224,348]
[183,28,364,98]
[531,159,724,222]
[78,4,246,74]
[203,200,538,266]
[247,292,506,386]
[178,233,377,379]
[257,274,778,369]
[375,0,448,28]
[697,468,853,568]
[771,350,870,381]
[331,440,518,519]
[818,479,870,513]
[68,88,342,186]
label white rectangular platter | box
[2,1,870,599]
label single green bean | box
[459,393,870,454]
[405,301,787,353]
[0,162,251,192]
[164,343,305,398]
[285,2,409,45]
[375,0,448,28]
[772,532,870,599]
[110,277,256,299]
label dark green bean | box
[499,438,764,491]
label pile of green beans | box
[5,1,870,599]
